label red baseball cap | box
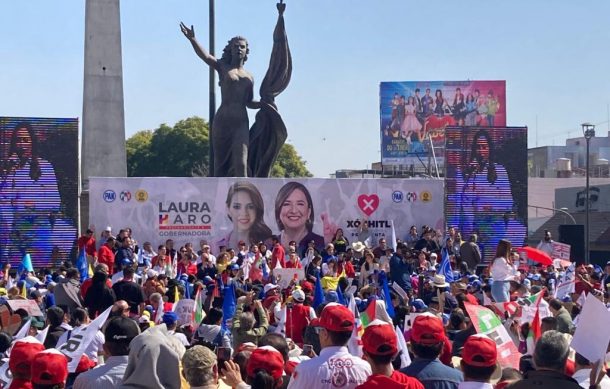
[362,320,398,356]
[410,313,445,345]
[246,346,285,380]
[311,303,354,332]
[75,355,97,373]
[9,336,45,377]
[462,334,497,367]
[30,349,69,385]
[300,281,313,293]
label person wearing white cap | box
[274,289,316,346]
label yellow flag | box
[174,285,180,303]
[20,282,27,298]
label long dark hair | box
[495,239,512,260]
[469,129,497,184]
[9,122,40,180]
[225,181,272,244]
[274,182,315,232]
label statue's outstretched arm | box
[180,22,219,71]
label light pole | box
[581,122,595,265]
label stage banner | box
[0,117,78,267]
[445,126,527,262]
[380,81,506,167]
[90,177,444,253]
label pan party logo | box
[135,190,148,202]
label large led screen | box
[0,117,78,268]
[445,126,527,262]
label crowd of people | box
[0,223,609,389]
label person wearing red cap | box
[458,335,501,389]
[356,320,424,389]
[221,346,286,389]
[8,336,46,389]
[400,314,463,389]
[30,349,69,389]
[287,303,371,389]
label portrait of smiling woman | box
[216,181,272,251]
[274,182,324,254]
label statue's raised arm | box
[180,22,219,71]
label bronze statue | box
[180,1,292,177]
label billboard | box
[90,177,444,252]
[445,126,527,261]
[0,117,79,267]
[380,80,506,167]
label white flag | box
[58,306,112,372]
[13,319,31,341]
[35,326,49,344]
[156,300,165,323]
[396,325,412,368]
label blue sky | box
[1,0,609,177]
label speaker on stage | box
[558,224,585,263]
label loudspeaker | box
[558,224,585,263]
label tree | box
[126,116,312,178]
[270,143,313,178]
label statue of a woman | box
[181,2,291,178]
[180,24,258,177]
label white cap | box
[263,284,279,294]
[292,289,305,302]
[105,226,112,232]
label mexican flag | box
[360,299,377,328]
[527,291,545,344]
[347,295,363,357]
[464,302,522,369]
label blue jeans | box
[491,280,510,302]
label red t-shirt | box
[78,236,97,257]
[272,244,286,268]
[177,262,197,276]
[285,260,302,269]
[356,370,424,389]
[97,245,116,274]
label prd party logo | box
[135,189,148,202]
[420,190,432,202]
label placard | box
[173,299,196,327]
[6,299,44,317]
[274,268,305,290]
[552,242,571,260]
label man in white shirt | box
[162,311,190,347]
[572,352,610,389]
[73,316,140,389]
[536,230,554,256]
[287,303,371,389]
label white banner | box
[90,177,444,252]
[58,306,111,372]
[173,299,196,327]
[552,242,571,260]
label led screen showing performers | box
[380,80,506,168]
[0,117,78,267]
[445,126,527,262]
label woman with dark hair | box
[490,239,517,302]
[217,181,272,251]
[451,129,521,258]
[433,89,447,116]
[194,307,232,352]
[331,228,349,254]
[0,122,68,261]
[274,181,324,253]
[84,271,117,319]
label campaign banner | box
[173,299,196,326]
[90,177,444,252]
[552,242,571,260]
[464,302,521,369]
[380,81,506,167]
[0,117,79,267]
